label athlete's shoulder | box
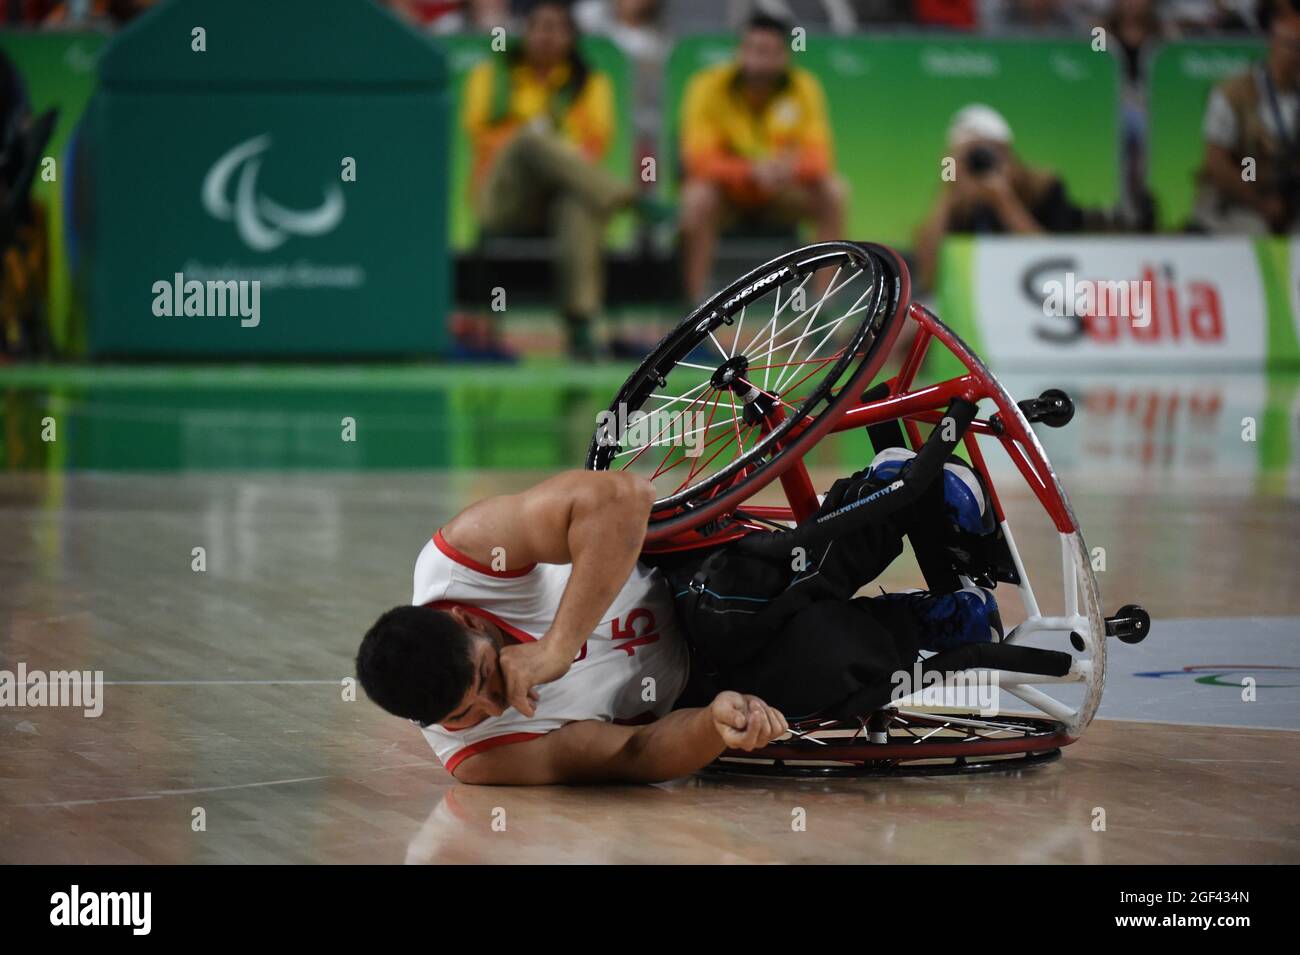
[412,530,567,631]
[431,528,538,580]
[422,715,562,775]
[411,529,535,604]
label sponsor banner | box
[944,236,1300,368]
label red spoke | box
[699,424,758,500]
[623,386,714,471]
[673,428,740,495]
[744,354,843,373]
[726,389,745,455]
[735,377,805,417]
[662,390,724,481]
[651,390,720,479]
[648,435,682,481]
[653,405,738,481]
[776,347,846,399]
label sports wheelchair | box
[586,241,1150,777]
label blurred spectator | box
[914,0,977,30]
[740,0,870,34]
[2,1,57,24]
[1190,0,1300,233]
[1,49,55,357]
[1099,1,1166,232]
[914,104,1088,289]
[678,13,846,302]
[979,0,1080,33]
[462,0,642,358]
[1104,0,1164,88]
[425,0,516,35]
[1163,0,1267,33]
[575,0,667,148]
[40,0,155,26]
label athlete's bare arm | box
[452,691,789,785]
[441,469,656,714]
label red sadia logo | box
[1083,265,1222,344]
[1028,260,1223,346]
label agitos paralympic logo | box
[1136,664,1300,688]
[201,134,345,252]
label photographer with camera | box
[1191,0,1300,235]
[913,103,1086,292]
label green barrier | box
[76,0,450,357]
[663,35,1120,249]
[442,34,634,252]
[1147,39,1266,232]
[0,30,108,355]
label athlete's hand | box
[498,639,570,717]
[709,691,789,751]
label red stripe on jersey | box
[445,732,546,774]
[433,529,537,578]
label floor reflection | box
[2,369,1297,495]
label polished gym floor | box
[1,364,1297,863]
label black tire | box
[585,241,910,542]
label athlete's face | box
[439,616,508,731]
[738,27,789,89]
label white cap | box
[947,104,1013,149]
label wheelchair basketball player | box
[355,446,1000,785]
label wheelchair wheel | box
[585,241,909,543]
[703,710,1069,778]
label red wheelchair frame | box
[592,242,1149,776]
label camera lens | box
[967,145,997,175]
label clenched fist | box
[710,691,789,751]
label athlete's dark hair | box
[746,11,792,37]
[356,605,476,726]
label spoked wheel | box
[585,241,909,543]
[703,710,1069,778]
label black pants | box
[651,472,926,719]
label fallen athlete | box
[356,451,1001,784]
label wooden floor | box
[2,470,1298,864]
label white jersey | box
[412,530,690,773]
